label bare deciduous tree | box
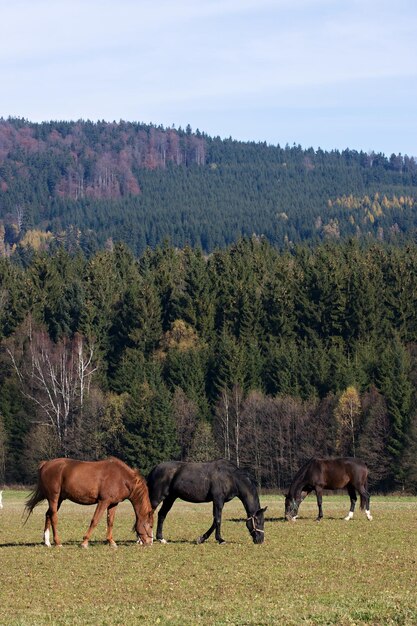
[238,392,320,489]
[215,388,231,460]
[15,204,25,233]
[7,318,97,457]
[357,386,391,487]
[214,385,244,466]
[335,386,362,456]
[187,421,219,462]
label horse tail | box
[23,461,48,524]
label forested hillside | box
[1,238,417,490]
[1,118,417,490]
[1,118,416,256]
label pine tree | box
[177,246,215,341]
[378,335,413,485]
[164,345,210,420]
[212,329,246,397]
[29,250,86,341]
[107,274,162,388]
[0,258,28,339]
[120,362,178,473]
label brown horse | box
[285,457,372,522]
[25,457,154,547]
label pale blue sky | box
[1,0,416,156]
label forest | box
[1,117,417,258]
[1,237,417,491]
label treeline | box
[1,118,417,256]
[1,238,417,491]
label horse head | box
[284,494,299,521]
[135,509,154,546]
[246,506,267,544]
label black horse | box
[285,457,372,522]
[147,459,267,544]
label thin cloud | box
[1,0,416,154]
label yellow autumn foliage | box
[20,229,53,250]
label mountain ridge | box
[0,117,416,255]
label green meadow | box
[0,491,416,625]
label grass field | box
[1,490,417,625]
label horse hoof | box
[81,543,88,549]
[196,536,205,544]
[158,538,168,544]
[218,540,226,545]
[55,544,63,548]
[109,541,117,549]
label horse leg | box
[359,484,373,521]
[294,489,312,519]
[196,518,216,544]
[106,504,118,547]
[81,500,108,548]
[197,500,225,545]
[156,495,176,543]
[46,497,63,547]
[213,501,226,544]
[315,487,324,521]
[344,484,357,520]
[43,505,52,547]
[301,489,311,501]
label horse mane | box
[106,458,146,487]
[107,456,129,467]
[235,466,258,489]
[208,459,258,489]
[288,457,316,492]
[130,469,151,507]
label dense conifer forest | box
[1,118,417,489]
[1,118,416,257]
[1,238,417,489]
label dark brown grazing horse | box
[285,457,372,522]
[25,457,154,547]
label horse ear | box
[261,506,268,513]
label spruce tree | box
[120,362,178,473]
[378,335,413,485]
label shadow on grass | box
[227,516,286,523]
[153,537,243,545]
[227,515,349,524]
[1,541,44,548]
[0,539,148,548]
[1,536,241,548]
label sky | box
[1,0,416,157]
